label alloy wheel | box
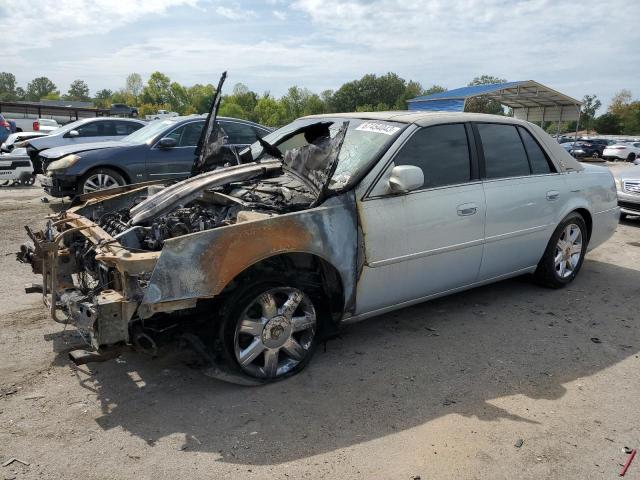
[554,223,583,278]
[82,173,121,193]
[234,287,316,379]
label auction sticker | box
[355,122,401,135]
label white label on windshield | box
[355,122,400,135]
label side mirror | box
[388,165,424,194]
[67,130,79,138]
[158,137,177,149]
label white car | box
[0,131,48,153]
[0,148,35,186]
[23,117,146,173]
[9,117,60,133]
[602,142,640,162]
[145,109,179,120]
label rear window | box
[518,127,554,174]
[477,123,530,179]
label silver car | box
[18,111,619,383]
[614,165,640,218]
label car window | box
[220,121,262,144]
[477,123,530,179]
[75,122,102,137]
[518,127,554,174]
[114,121,141,135]
[393,124,471,188]
[166,125,185,143]
[178,122,204,146]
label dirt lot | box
[1,165,639,480]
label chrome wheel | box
[82,173,121,193]
[234,287,316,379]
[554,223,583,278]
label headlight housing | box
[614,177,623,191]
[47,154,80,171]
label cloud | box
[273,10,287,20]
[216,5,257,20]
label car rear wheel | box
[220,281,320,382]
[80,168,126,194]
[628,153,636,162]
[533,213,588,288]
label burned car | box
[18,79,619,382]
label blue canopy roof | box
[406,80,582,120]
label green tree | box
[15,87,26,100]
[255,95,287,126]
[141,71,172,105]
[26,76,58,101]
[0,72,18,100]
[609,89,632,117]
[464,75,506,115]
[594,112,622,135]
[65,79,90,101]
[581,94,601,133]
[125,73,143,97]
[187,84,216,114]
[94,89,113,108]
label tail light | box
[33,121,40,131]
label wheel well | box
[219,253,345,323]
[574,208,592,240]
[82,165,131,184]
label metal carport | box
[407,80,582,133]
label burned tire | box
[533,212,588,288]
[80,168,126,194]
[219,279,322,382]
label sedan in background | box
[25,117,146,173]
[569,141,604,159]
[38,116,271,197]
[614,165,640,218]
[603,142,640,162]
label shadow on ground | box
[48,259,640,465]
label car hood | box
[39,141,131,160]
[615,165,640,180]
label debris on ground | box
[514,439,524,448]
[40,197,49,203]
[590,337,602,344]
[620,448,637,477]
[2,458,30,467]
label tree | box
[125,73,143,97]
[26,77,58,101]
[0,72,18,101]
[94,89,113,108]
[15,87,26,100]
[464,75,506,115]
[66,79,90,101]
[594,113,622,135]
[140,71,172,105]
[609,89,632,117]
[255,95,287,126]
[581,94,601,133]
[187,84,216,114]
[423,85,447,96]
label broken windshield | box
[247,117,405,191]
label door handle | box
[546,190,560,201]
[457,203,478,216]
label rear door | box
[145,121,204,180]
[219,120,270,164]
[474,122,567,280]
[355,123,486,314]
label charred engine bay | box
[98,170,315,251]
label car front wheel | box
[220,281,320,382]
[534,213,588,288]
[80,168,126,194]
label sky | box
[1,0,639,110]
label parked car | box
[24,117,146,173]
[614,165,640,218]
[602,142,640,162]
[145,109,179,120]
[8,117,60,133]
[18,111,619,383]
[569,140,604,159]
[110,103,139,117]
[38,116,271,197]
[1,131,49,153]
[0,148,35,186]
[0,114,11,144]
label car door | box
[354,123,486,315]
[145,121,204,180]
[474,122,568,280]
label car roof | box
[301,110,534,128]
[159,115,269,129]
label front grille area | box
[624,180,640,194]
[618,200,640,213]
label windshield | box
[248,117,405,191]
[122,119,175,144]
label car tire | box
[628,153,636,162]
[533,212,588,289]
[219,278,323,382]
[80,168,126,194]
[591,151,600,159]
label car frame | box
[18,110,619,384]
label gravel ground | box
[0,164,639,479]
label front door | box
[145,121,204,181]
[355,123,486,315]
